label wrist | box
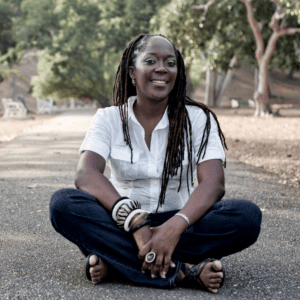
[133,225,152,250]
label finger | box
[151,255,163,279]
[141,260,150,273]
[138,244,151,260]
[160,255,171,279]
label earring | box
[132,79,136,86]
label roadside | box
[1,108,299,189]
[0,110,299,300]
[213,107,300,189]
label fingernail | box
[151,274,156,279]
[171,262,176,268]
[141,270,145,274]
[162,272,166,278]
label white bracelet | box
[175,213,190,226]
[112,199,132,221]
[124,209,146,232]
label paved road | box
[0,110,299,299]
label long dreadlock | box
[113,34,227,212]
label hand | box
[138,220,183,279]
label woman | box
[50,34,262,294]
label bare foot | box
[177,260,224,294]
[88,254,109,285]
[198,260,223,294]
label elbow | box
[75,169,86,190]
[218,183,226,200]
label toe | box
[211,260,222,272]
[89,254,98,266]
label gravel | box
[0,110,299,299]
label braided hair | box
[113,34,227,212]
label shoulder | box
[92,106,120,124]
[186,104,207,125]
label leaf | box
[27,183,39,189]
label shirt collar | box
[127,96,169,130]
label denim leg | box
[49,188,181,287]
[171,199,262,264]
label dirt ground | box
[213,107,300,189]
[0,109,299,189]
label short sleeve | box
[79,108,115,161]
[189,107,226,166]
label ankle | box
[175,270,185,283]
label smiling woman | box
[49,34,262,294]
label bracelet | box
[124,209,146,232]
[112,198,130,221]
[116,200,141,228]
[111,196,129,216]
[175,213,190,226]
[131,220,150,233]
[129,211,149,229]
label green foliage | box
[152,0,300,88]
[0,1,16,55]
[12,0,58,50]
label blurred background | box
[0,0,299,187]
[0,0,299,113]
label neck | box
[133,97,168,120]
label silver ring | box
[145,252,156,263]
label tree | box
[190,0,300,116]
[11,0,59,50]
[33,0,172,105]
[152,0,255,105]
[32,0,113,106]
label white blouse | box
[79,96,225,213]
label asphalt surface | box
[0,110,299,300]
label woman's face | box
[129,36,178,104]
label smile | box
[151,80,167,84]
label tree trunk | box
[254,64,271,116]
[204,68,217,106]
[186,67,194,98]
[216,55,237,106]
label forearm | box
[179,178,225,226]
[164,178,225,236]
[75,168,121,211]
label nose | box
[155,61,167,73]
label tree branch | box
[269,0,286,31]
[239,0,265,62]
[189,0,217,23]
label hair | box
[113,34,227,212]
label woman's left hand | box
[138,218,186,279]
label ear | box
[129,66,135,80]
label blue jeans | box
[49,188,262,288]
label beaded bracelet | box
[131,220,150,233]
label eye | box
[145,58,156,65]
[166,60,176,67]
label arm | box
[75,150,152,249]
[138,159,225,278]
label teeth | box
[152,80,166,84]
